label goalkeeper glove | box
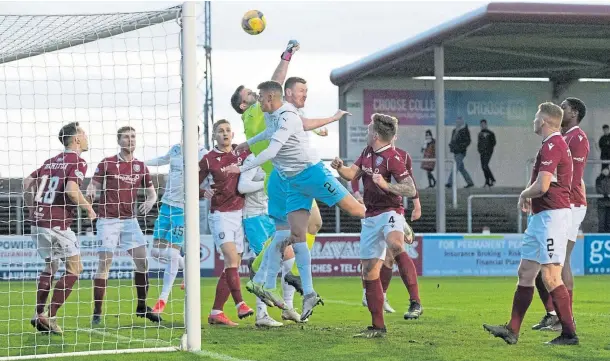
[281,40,299,61]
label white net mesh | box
[0,4,203,358]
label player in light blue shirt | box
[227,81,366,321]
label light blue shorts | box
[267,169,289,223]
[286,162,348,214]
[243,215,276,255]
[152,203,185,246]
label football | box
[242,10,266,35]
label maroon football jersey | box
[563,126,589,207]
[199,145,251,212]
[29,151,87,230]
[93,154,153,219]
[530,132,573,214]
[395,147,419,200]
[354,144,410,217]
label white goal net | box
[0,3,203,359]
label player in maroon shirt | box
[532,98,589,332]
[22,122,96,334]
[85,126,158,325]
[332,113,417,338]
[199,119,254,326]
[484,102,578,346]
[353,142,422,318]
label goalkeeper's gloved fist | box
[281,40,299,61]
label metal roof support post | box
[434,46,446,233]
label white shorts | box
[199,199,211,235]
[31,226,80,260]
[209,210,244,254]
[359,211,405,260]
[567,205,587,242]
[96,218,146,252]
[522,209,571,265]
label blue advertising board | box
[584,234,610,275]
[423,234,585,276]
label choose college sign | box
[422,234,585,276]
[0,235,215,281]
[363,89,534,127]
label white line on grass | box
[82,328,256,361]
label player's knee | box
[516,264,537,286]
[541,266,563,290]
[65,255,83,275]
[283,245,295,260]
[307,208,323,235]
[129,246,149,272]
[44,259,61,274]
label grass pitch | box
[0,276,608,361]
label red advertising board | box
[213,234,423,277]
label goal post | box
[0,2,202,359]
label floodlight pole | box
[434,46,446,233]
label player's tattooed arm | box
[22,176,35,208]
[385,177,417,198]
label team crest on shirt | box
[133,164,141,172]
[375,157,384,167]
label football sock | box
[225,267,244,305]
[508,285,534,333]
[550,285,576,335]
[535,272,555,313]
[36,272,53,315]
[255,296,268,318]
[264,230,290,289]
[49,273,78,317]
[252,237,272,273]
[134,271,149,309]
[281,257,296,309]
[394,252,420,303]
[568,289,573,311]
[380,264,393,293]
[293,242,314,295]
[212,272,230,312]
[159,248,181,302]
[291,233,316,276]
[364,278,385,329]
[93,278,107,315]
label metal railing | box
[467,194,523,234]
[468,193,607,234]
[0,194,24,235]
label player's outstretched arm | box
[145,149,171,167]
[271,40,300,84]
[22,175,36,208]
[66,181,96,220]
[332,157,360,181]
[302,110,351,131]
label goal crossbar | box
[0,6,181,65]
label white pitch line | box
[83,328,256,361]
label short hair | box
[371,113,398,142]
[480,119,487,124]
[538,102,563,122]
[565,97,587,123]
[257,80,283,95]
[58,122,80,146]
[603,124,609,130]
[213,119,231,133]
[284,77,306,92]
[117,126,136,142]
[230,85,245,114]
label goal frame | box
[0,2,201,359]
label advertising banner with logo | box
[213,234,423,277]
[422,234,585,276]
[584,234,610,275]
[0,235,215,280]
[363,89,534,127]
